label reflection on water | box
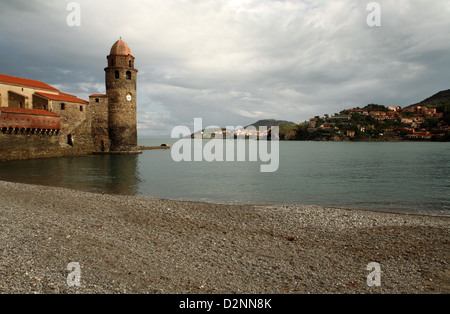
[0,139,449,216]
[0,154,141,196]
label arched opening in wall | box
[80,105,83,112]
[126,71,132,80]
[95,98,99,103]
[67,134,74,146]
[129,60,132,67]
[115,70,120,79]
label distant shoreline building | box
[0,38,141,161]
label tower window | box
[111,59,115,66]
[115,70,120,79]
[129,60,132,67]
[126,71,132,80]
[95,98,99,103]
[67,134,73,146]
[61,103,65,110]
[80,106,84,112]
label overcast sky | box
[1,0,449,137]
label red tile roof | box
[110,39,132,56]
[59,92,78,97]
[0,107,60,117]
[0,73,59,92]
[89,94,107,97]
[35,92,89,104]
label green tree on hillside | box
[422,118,439,130]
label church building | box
[0,38,140,161]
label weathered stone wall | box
[49,100,88,147]
[7,92,26,109]
[0,118,94,161]
[51,100,87,126]
[89,96,110,152]
[32,95,49,111]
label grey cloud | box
[1,0,449,137]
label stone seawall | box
[0,119,95,161]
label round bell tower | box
[105,38,138,152]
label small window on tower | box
[115,70,120,79]
[61,103,65,110]
[126,71,132,80]
[80,106,83,112]
[95,98,99,103]
[111,59,115,66]
[67,134,73,146]
[129,60,132,67]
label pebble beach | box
[0,180,448,294]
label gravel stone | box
[0,180,448,294]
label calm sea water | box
[0,139,449,216]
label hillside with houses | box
[280,90,450,142]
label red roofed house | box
[369,111,386,117]
[405,131,433,140]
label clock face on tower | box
[126,94,132,102]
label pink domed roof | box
[110,38,132,56]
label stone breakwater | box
[0,180,448,294]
